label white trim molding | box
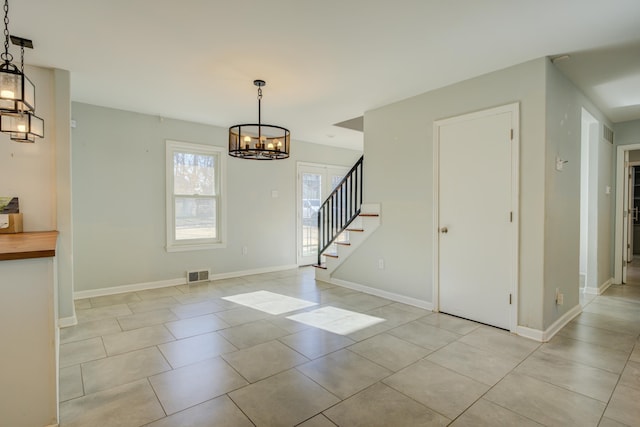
[165,140,227,252]
[73,264,299,300]
[584,278,613,295]
[74,277,186,300]
[516,303,582,342]
[327,278,434,311]
[57,315,78,328]
[208,264,299,281]
[614,142,640,284]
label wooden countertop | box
[0,231,59,261]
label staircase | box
[313,155,380,281]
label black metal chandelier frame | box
[0,0,43,143]
[229,79,290,160]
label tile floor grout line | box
[59,268,640,426]
[142,376,168,425]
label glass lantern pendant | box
[0,57,35,113]
[0,0,35,114]
[0,111,43,143]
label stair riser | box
[319,209,380,277]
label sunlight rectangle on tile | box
[287,306,385,335]
[222,291,317,315]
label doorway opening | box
[296,163,349,266]
[614,143,640,284]
[579,109,599,301]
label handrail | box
[317,155,364,265]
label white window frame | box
[166,140,226,252]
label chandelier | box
[229,80,290,160]
[0,0,43,143]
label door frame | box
[296,161,350,266]
[614,143,640,283]
[625,161,640,276]
[432,102,520,333]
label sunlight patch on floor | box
[222,290,318,315]
[287,306,386,335]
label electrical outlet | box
[242,246,248,255]
[378,258,384,269]
[555,288,564,305]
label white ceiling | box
[10,0,640,151]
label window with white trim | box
[166,140,226,251]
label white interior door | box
[297,164,349,265]
[436,104,517,331]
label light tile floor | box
[59,267,640,426]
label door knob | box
[440,226,448,234]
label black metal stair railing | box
[317,155,364,266]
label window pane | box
[302,173,322,257]
[174,152,216,196]
[175,197,216,240]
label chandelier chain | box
[1,0,12,63]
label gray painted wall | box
[334,59,548,330]
[334,57,614,332]
[71,102,361,292]
[543,60,613,329]
[54,70,74,320]
[615,120,640,146]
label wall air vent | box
[603,125,614,144]
[187,269,210,284]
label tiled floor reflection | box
[59,267,640,426]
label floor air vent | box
[187,269,210,284]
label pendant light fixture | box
[0,0,43,143]
[229,80,290,160]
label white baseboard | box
[210,264,299,281]
[74,277,186,300]
[58,315,77,328]
[584,277,613,295]
[73,264,300,300]
[516,303,582,342]
[328,278,433,311]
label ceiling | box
[9,0,640,151]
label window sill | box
[166,242,226,252]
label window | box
[166,140,226,251]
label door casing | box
[615,143,640,284]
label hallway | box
[567,271,640,426]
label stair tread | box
[312,264,327,269]
[359,213,379,217]
[323,252,339,258]
[346,228,364,232]
[335,241,351,246]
